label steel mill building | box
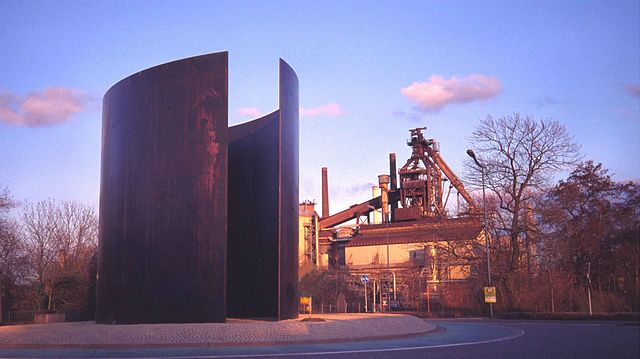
[299,127,486,315]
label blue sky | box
[1,1,639,213]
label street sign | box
[360,275,369,283]
[299,296,312,314]
[484,287,497,303]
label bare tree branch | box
[20,199,97,311]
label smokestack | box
[321,167,329,218]
[389,153,397,190]
[389,153,398,222]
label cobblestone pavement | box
[0,313,434,348]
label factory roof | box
[329,217,484,247]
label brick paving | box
[0,313,434,348]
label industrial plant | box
[299,127,486,315]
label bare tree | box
[21,199,98,311]
[0,188,24,317]
[465,114,580,309]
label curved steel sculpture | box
[227,60,299,320]
[96,52,298,324]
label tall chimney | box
[389,153,398,222]
[321,167,329,218]
[389,153,397,190]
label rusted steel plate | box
[97,52,229,324]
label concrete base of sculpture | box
[0,314,433,348]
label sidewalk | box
[0,313,435,349]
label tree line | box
[465,114,639,313]
[0,193,97,319]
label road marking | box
[505,321,608,327]
[432,320,624,327]
[133,326,525,359]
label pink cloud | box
[0,87,91,127]
[237,107,262,117]
[401,74,502,112]
[625,84,640,98]
[300,102,344,117]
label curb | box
[0,327,439,350]
[0,314,438,350]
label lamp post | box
[467,149,493,319]
[386,213,391,312]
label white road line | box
[432,320,621,327]
[129,326,525,359]
[505,321,607,327]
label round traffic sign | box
[360,275,369,283]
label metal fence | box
[312,302,381,314]
[1,310,84,325]
[1,310,36,325]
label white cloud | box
[237,107,262,118]
[401,74,502,112]
[0,87,91,127]
[300,102,344,117]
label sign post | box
[361,275,369,313]
[299,296,312,314]
[484,287,497,304]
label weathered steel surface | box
[227,59,299,320]
[98,53,298,323]
[389,153,398,222]
[97,52,228,324]
[227,111,279,318]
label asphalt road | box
[1,319,638,358]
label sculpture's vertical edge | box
[278,59,299,320]
[96,52,228,323]
[96,92,114,323]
